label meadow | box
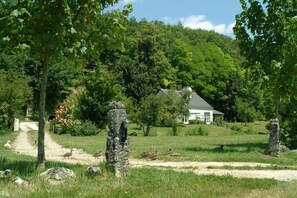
[1,121,297,197]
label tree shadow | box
[184,143,268,153]
[0,156,81,177]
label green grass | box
[1,121,297,197]
[46,122,297,166]
[0,158,297,198]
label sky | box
[111,0,243,38]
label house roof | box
[157,89,213,110]
[213,110,224,115]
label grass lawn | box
[1,121,297,197]
[46,121,297,165]
[0,154,297,198]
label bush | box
[54,120,100,136]
[230,125,242,132]
[54,123,68,135]
[235,98,257,122]
[69,120,100,136]
[0,129,10,135]
[213,116,225,127]
[185,126,209,136]
[189,119,204,125]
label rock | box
[280,145,291,153]
[0,169,11,179]
[4,141,11,149]
[12,176,28,185]
[40,167,76,181]
[85,166,102,178]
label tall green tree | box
[134,94,161,136]
[74,64,123,128]
[234,0,297,117]
[0,70,32,129]
[159,91,190,135]
[0,0,131,170]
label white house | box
[157,87,220,124]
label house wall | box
[188,109,213,124]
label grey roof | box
[157,89,213,110]
[213,110,224,115]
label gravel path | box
[13,122,102,165]
[11,122,297,181]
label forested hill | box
[0,17,265,124]
[99,18,263,121]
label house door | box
[204,112,210,124]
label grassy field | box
[47,121,297,165]
[1,121,297,197]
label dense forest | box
[1,1,296,148]
[0,17,272,126]
[1,17,265,120]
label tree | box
[134,94,161,136]
[159,91,190,135]
[234,0,297,117]
[0,0,131,170]
[0,70,32,129]
[74,64,124,128]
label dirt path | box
[12,122,297,181]
[13,122,102,165]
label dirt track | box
[11,122,297,181]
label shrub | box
[230,125,242,132]
[189,119,204,125]
[54,120,100,136]
[185,126,209,136]
[235,98,257,122]
[213,116,225,127]
[54,123,68,135]
[69,120,100,136]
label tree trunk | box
[144,125,151,136]
[37,52,50,171]
[275,94,280,119]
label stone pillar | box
[106,101,129,177]
[268,118,280,157]
[14,118,19,132]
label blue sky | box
[112,0,243,37]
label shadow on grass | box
[0,155,82,177]
[184,143,268,153]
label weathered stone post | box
[106,101,129,177]
[268,118,280,157]
[14,118,19,132]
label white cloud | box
[120,0,139,4]
[180,15,235,36]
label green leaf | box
[2,37,11,41]
[70,27,77,34]
[10,10,19,17]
